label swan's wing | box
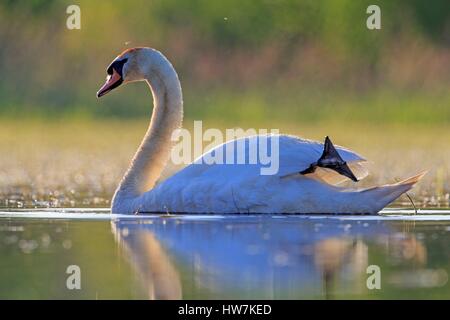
[147,135,370,213]
[307,161,369,185]
[169,134,369,186]
[274,135,369,184]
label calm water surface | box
[0,209,449,299]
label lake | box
[1,209,449,299]
[0,121,448,299]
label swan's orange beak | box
[97,69,123,98]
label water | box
[1,122,448,299]
[0,209,449,299]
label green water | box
[0,211,449,299]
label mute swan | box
[97,47,425,214]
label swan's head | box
[97,47,151,98]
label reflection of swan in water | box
[112,222,182,299]
[314,238,367,298]
[111,217,428,299]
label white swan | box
[97,47,425,214]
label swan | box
[97,47,425,214]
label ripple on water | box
[0,208,449,221]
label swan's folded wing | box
[172,135,369,186]
[306,161,369,185]
[276,135,369,185]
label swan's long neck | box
[113,52,183,203]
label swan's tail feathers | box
[360,171,427,214]
[300,136,358,182]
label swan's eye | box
[106,58,128,76]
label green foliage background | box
[0,0,448,124]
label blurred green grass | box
[2,87,449,125]
[0,0,448,123]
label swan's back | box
[128,135,369,213]
[165,134,367,183]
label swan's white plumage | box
[131,134,371,214]
[170,134,367,183]
[100,47,424,215]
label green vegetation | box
[0,0,448,123]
